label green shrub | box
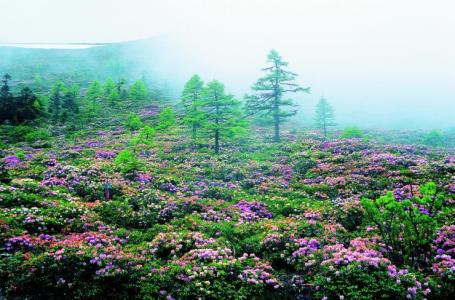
[361,182,445,266]
[114,149,142,173]
[24,129,51,143]
[156,107,176,131]
[341,126,363,138]
[125,113,143,131]
[311,263,422,300]
[422,130,444,147]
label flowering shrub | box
[232,200,272,223]
[311,238,429,300]
[149,231,216,259]
[432,225,455,290]
[157,248,280,299]
[361,182,445,266]
[1,125,454,299]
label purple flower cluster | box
[160,182,178,193]
[232,200,272,223]
[157,201,178,222]
[393,185,421,201]
[136,172,152,185]
[5,235,35,251]
[95,150,116,159]
[40,176,67,187]
[291,238,320,258]
[238,253,279,288]
[86,141,103,148]
[325,176,346,187]
[3,155,21,168]
[200,208,232,222]
[432,225,455,277]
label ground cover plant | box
[0,45,454,299]
[1,103,454,299]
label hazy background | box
[1,0,454,129]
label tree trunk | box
[192,123,197,139]
[273,95,280,142]
[214,128,219,154]
[274,117,280,142]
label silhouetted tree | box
[0,74,42,124]
[314,96,335,137]
[246,50,310,142]
[1,73,12,98]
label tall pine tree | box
[61,84,80,122]
[199,80,246,154]
[181,75,204,139]
[246,50,310,142]
[0,74,42,124]
[48,81,65,121]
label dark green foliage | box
[311,263,414,300]
[0,74,42,124]
[24,128,51,143]
[61,84,80,122]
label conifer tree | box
[103,77,116,98]
[86,81,103,105]
[246,50,310,142]
[48,81,65,121]
[0,74,42,123]
[61,84,80,122]
[129,80,148,101]
[314,96,335,137]
[199,80,246,153]
[181,75,204,139]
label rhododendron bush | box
[1,127,454,299]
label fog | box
[1,0,454,129]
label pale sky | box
[1,0,454,128]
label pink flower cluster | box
[321,238,391,268]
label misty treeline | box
[0,50,452,151]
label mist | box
[1,0,454,129]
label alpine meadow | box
[0,1,454,299]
